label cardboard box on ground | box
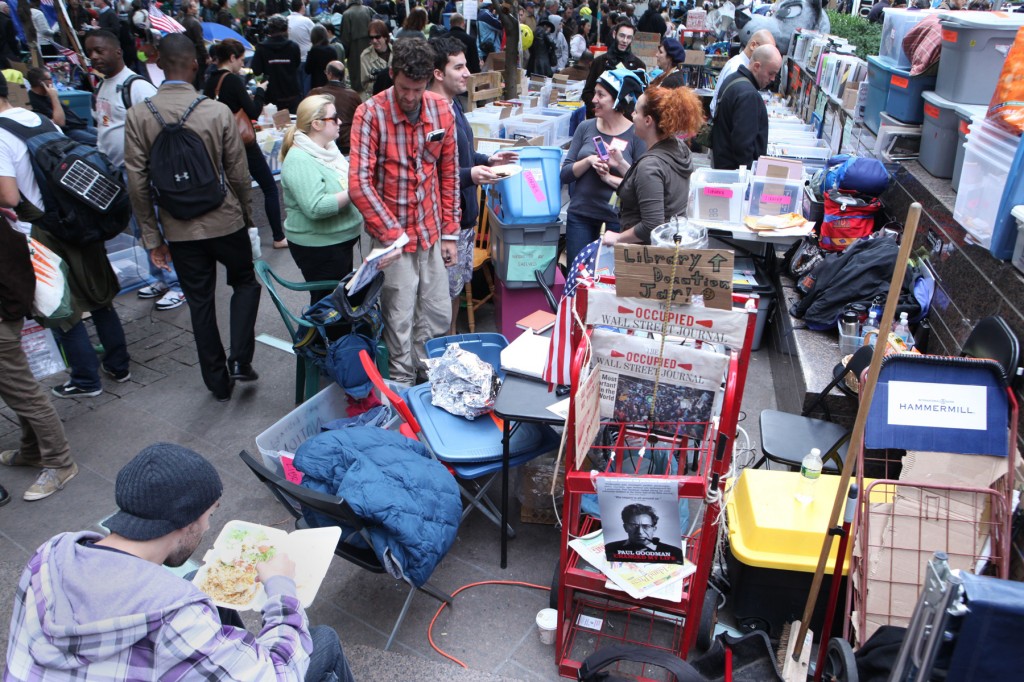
[853,449,1017,642]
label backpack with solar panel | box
[0,115,130,246]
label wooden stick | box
[791,203,922,661]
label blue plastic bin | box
[882,56,936,124]
[486,146,562,224]
[58,89,93,125]
[424,333,509,380]
[865,56,892,134]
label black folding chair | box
[238,450,453,650]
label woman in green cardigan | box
[280,94,363,305]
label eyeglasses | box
[369,34,385,39]
[319,115,340,123]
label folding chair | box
[238,450,453,650]
[358,338,559,536]
[463,186,496,334]
[755,344,874,473]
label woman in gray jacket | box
[602,86,705,246]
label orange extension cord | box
[427,580,550,668]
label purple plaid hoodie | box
[4,531,313,681]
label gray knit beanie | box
[105,443,224,541]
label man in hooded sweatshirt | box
[4,443,354,682]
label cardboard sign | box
[584,289,748,347]
[573,367,602,469]
[613,245,734,310]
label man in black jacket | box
[637,1,667,36]
[427,37,517,334]
[251,14,302,114]
[447,13,480,74]
[710,44,781,171]
[582,21,645,118]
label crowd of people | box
[0,0,800,675]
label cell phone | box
[592,136,609,161]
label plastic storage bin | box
[884,60,936,124]
[503,115,557,146]
[105,233,152,293]
[488,206,561,289]
[766,140,831,171]
[486,146,562,224]
[951,104,988,192]
[936,13,1024,105]
[1012,205,1024,274]
[746,176,804,217]
[880,8,935,69]
[687,167,750,223]
[57,88,93,125]
[725,469,863,637]
[919,90,959,178]
[536,108,573,139]
[954,134,1016,247]
[837,321,862,355]
[865,55,894,134]
[464,108,507,139]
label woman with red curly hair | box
[602,86,705,245]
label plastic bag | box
[27,237,73,324]
[426,343,500,420]
[988,26,1024,136]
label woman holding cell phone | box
[559,67,648,267]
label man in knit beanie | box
[5,443,354,682]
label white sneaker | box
[154,290,187,311]
[137,283,169,299]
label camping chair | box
[254,259,337,404]
[960,315,1021,388]
[238,449,453,651]
[464,186,496,334]
[755,344,874,473]
[358,340,559,536]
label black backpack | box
[0,115,130,246]
[143,96,226,220]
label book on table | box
[516,310,557,334]
[346,232,410,295]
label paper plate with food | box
[193,520,340,610]
[490,164,524,180]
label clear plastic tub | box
[687,167,751,223]
[503,115,557,146]
[880,8,935,70]
[766,140,831,171]
[919,90,959,179]
[747,177,804,217]
[953,136,1015,247]
[936,13,1024,105]
[951,105,989,192]
[536,108,573,139]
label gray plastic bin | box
[919,91,959,179]
[935,14,1024,105]
[952,103,987,192]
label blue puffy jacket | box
[295,427,461,587]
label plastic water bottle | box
[893,312,911,344]
[861,311,879,341]
[869,295,884,322]
[795,448,823,504]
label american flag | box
[149,5,185,33]
[542,243,598,387]
[57,45,81,68]
[40,0,52,6]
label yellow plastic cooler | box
[725,469,867,637]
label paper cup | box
[536,608,557,645]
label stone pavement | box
[0,230,776,682]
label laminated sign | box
[590,329,728,439]
[614,244,734,310]
[584,289,748,347]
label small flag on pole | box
[57,45,81,68]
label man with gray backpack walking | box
[124,33,260,403]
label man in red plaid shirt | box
[349,37,461,385]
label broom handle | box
[792,203,922,661]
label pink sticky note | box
[704,187,733,198]
[523,169,546,203]
[762,193,789,205]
